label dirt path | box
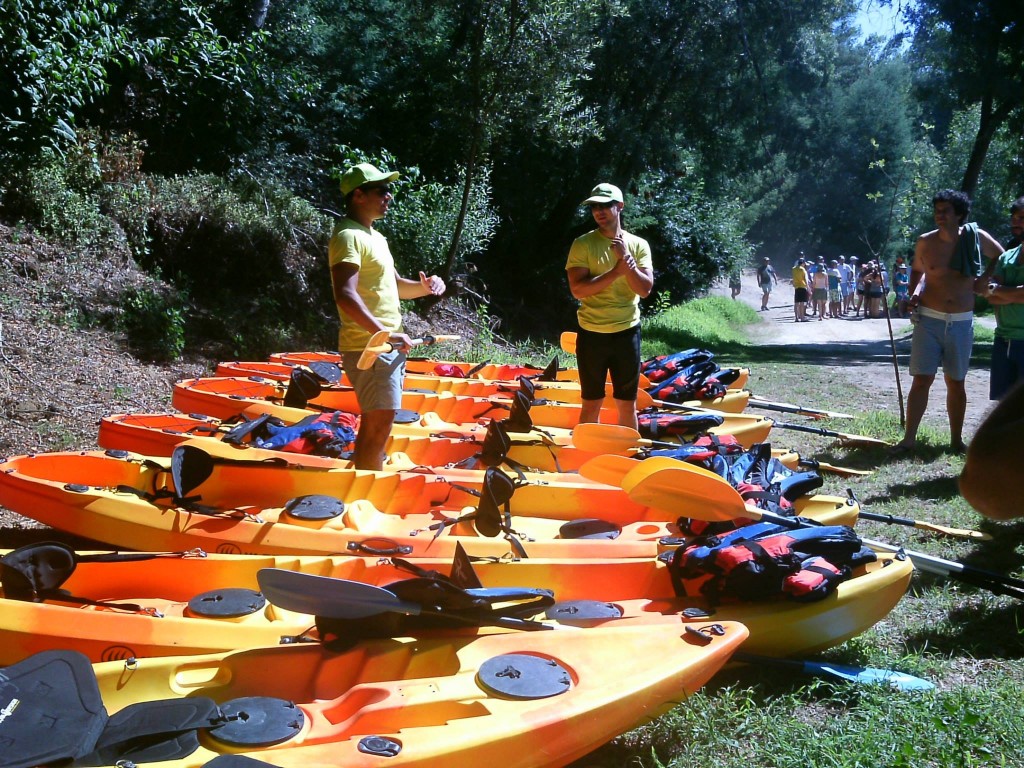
[721,269,996,442]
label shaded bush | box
[120,285,187,361]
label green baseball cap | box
[340,163,400,196]
[582,183,624,205]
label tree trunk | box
[960,95,1013,199]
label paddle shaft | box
[856,509,989,541]
[746,397,851,420]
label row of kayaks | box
[0,349,908,768]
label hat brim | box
[362,170,400,186]
[582,195,620,205]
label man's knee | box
[909,374,935,392]
[944,376,967,395]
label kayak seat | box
[341,500,388,532]
[0,650,106,768]
[77,696,220,766]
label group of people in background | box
[789,253,897,322]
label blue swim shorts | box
[990,335,1024,400]
[908,309,973,381]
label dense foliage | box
[1,0,1022,353]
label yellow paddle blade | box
[625,465,751,522]
[559,331,577,355]
[635,389,655,409]
[620,456,726,495]
[357,330,393,370]
[571,423,646,454]
[577,454,640,486]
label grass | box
[536,297,1024,768]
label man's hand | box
[388,332,416,351]
[419,271,445,296]
[610,233,627,260]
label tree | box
[906,0,1024,198]
[0,0,126,163]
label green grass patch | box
[641,296,759,357]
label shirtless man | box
[889,189,1003,455]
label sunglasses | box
[589,201,616,211]
[361,185,392,196]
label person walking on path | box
[827,260,843,318]
[330,162,447,470]
[839,256,855,315]
[810,257,828,320]
[566,182,654,430]
[982,196,1024,400]
[756,256,778,311]
[889,189,1003,456]
[792,257,810,322]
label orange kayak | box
[216,359,752,413]
[0,448,858,561]
[172,375,774,447]
[269,349,752,391]
[0,544,908,663]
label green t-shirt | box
[565,229,652,333]
[993,244,1024,341]
[328,218,403,351]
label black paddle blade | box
[170,445,215,498]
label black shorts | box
[576,325,642,401]
[794,287,809,303]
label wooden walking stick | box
[881,284,906,427]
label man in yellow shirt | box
[329,163,446,469]
[566,183,654,429]
[791,256,809,322]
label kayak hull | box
[0,622,747,768]
[0,549,907,663]
[0,450,858,562]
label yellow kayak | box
[0,620,747,768]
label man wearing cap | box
[566,182,654,429]
[755,256,778,311]
[329,162,446,470]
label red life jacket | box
[661,521,873,604]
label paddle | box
[648,399,890,447]
[256,568,554,631]
[625,459,1024,600]
[573,423,869,478]
[745,397,853,420]
[733,652,934,692]
[577,453,646,487]
[357,331,461,370]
